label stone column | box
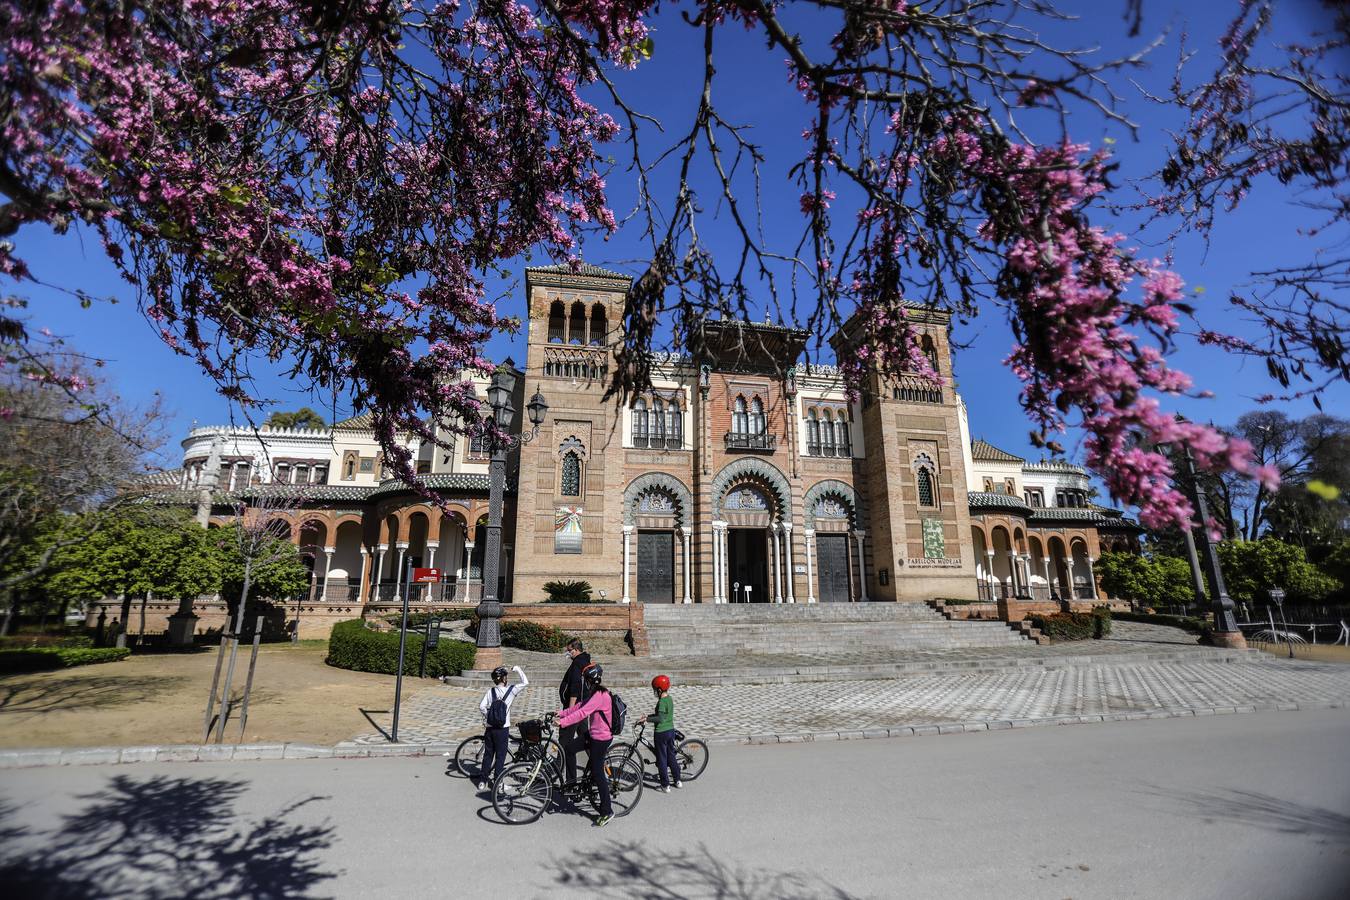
[782,521,796,603]
[680,527,692,604]
[1041,556,1052,599]
[463,540,476,603]
[854,530,869,602]
[985,550,997,597]
[1061,557,1073,600]
[424,541,439,602]
[357,546,371,604]
[1085,556,1098,599]
[621,525,634,604]
[804,528,817,604]
[1005,550,1020,597]
[393,542,408,603]
[320,548,334,601]
[710,524,721,604]
[374,544,388,601]
[770,524,782,603]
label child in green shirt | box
[641,674,682,792]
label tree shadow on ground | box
[0,674,179,716]
[548,840,864,899]
[0,773,338,898]
[1161,787,1350,840]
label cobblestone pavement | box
[348,650,1350,746]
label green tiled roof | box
[968,491,1031,513]
[525,262,632,281]
[971,440,1024,463]
[368,473,497,499]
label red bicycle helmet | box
[651,674,671,692]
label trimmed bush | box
[1028,611,1100,641]
[500,619,573,652]
[326,619,475,676]
[543,580,594,603]
[384,608,477,629]
[0,646,130,673]
[0,633,94,650]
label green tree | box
[1217,538,1341,609]
[264,409,327,431]
[1097,552,1198,609]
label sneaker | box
[673,781,683,789]
[660,786,671,794]
[593,815,613,828]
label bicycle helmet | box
[582,662,603,685]
[492,666,509,684]
[651,674,670,692]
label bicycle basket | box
[518,719,544,744]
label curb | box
[1,700,1344,770]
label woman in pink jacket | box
[555,662,615,827]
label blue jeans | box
[484,726,510,785]
[654,729,682,788]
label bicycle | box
[453,719,563,783]
[492,715,644,825]
[607,718,710,784]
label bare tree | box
[0,342,167,632]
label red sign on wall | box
[412,568,441,584]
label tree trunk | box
[117,592,131,649]
[0,589,16,636]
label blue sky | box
[13,1,1347,476]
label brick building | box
[163,264,1139,636]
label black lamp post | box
[474,360,547,671]
[1175,434,1247,649]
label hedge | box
[501,619,574,652]
[1028,608,1111,641]
[383,608,477,629]
[0,646,130,673]
[326,619,475,676]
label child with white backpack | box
[478,664,528,789]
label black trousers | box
[588,737,613,817]
[654,729,682,787]
[560,720,588,784]
[484,726,510,784]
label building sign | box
[922,517,946,559]
[555,506,583,554]
[905,557,963,569]
[412,568,441,583]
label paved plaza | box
[348,632,1350,746]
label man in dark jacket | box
[557,638,591,784]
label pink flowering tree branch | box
[2,0,1342,527]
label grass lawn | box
[0,641,426,749]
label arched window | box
[568,302,587,345]
[732,397,749,435]
[822,411,836,456]
[806,409,820,455]
[667,398,682,448]
[469,433,488,459]
[652,398,666,444]
[921,334,939,373]
[560,451,581,497]
[547,301,565,343]
[836,411,851,457]
[589,304,606,346]
[632,398,649,448]
[917,468,936,507]
[749,397,765,435]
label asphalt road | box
[2,710,1348,899]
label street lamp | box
[1172,423,1247,649]
[475,359,548,671]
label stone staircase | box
[641,603,1031,656]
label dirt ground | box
[1247,639,1350,664]
[0,642,428,749]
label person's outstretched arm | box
[514,665,528,687]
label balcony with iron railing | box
[630,434,685,450]
[725,431,776,452]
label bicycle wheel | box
[605,755,644,818]
[676,739,709,781]
[493,760,552,825]
[454,735,486,779]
